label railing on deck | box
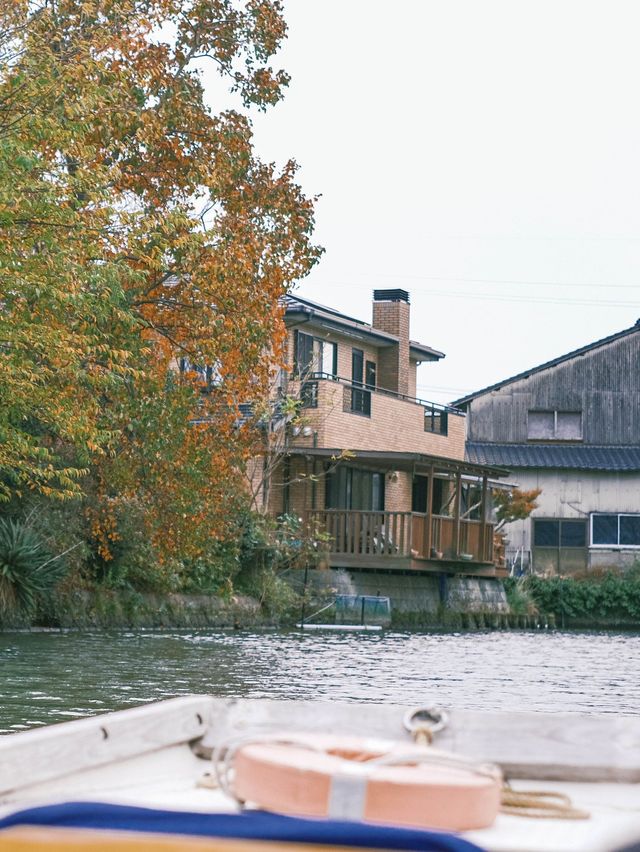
[412,514,494,563]
[308,510,413,557]
[309,510,495,564]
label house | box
[253,289,508,577]
[452,321,640,575]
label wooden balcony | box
[307,510,498,574]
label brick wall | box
[291,379,466,458]
[384,470,413,512]
[371,299,410,395]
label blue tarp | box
[0,802,486,851]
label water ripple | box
[1,629,639,732]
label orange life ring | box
[225,733,502,832]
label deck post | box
[425,465,434,557]
[454,472,462,558]
[479,475,488,561]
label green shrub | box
[519,571,640,622]
[0,518,67,616]
[503,576,539,616]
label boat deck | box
[0,697,639,852]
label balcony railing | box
[309,510,413,557]
[308,510,495,565]
[295,372,462,424]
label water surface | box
[1,629,639,733]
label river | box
[1,629,639,733]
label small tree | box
[493,488,542,531]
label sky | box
[208,1,640,405]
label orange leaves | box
[1,0,321,573]
[494,488,542,530]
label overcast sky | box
[210,1,640,404]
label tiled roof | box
[283,294,445,360]
[452,322,640,406]
[466,443,640,472]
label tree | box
[493,488,542,531]
[0,0,321,566]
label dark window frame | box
[533,518,588,549]
[424,405,448,436]
[325,465,385,511]
[294,330,337,379]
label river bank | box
[2,570,640,631]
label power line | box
[368,273,640,290]
[305,281,640,308]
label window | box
[534,519,587,548]
[346,385,372,416]
[299,381,318,409]
[424,405,448,435]
[528,411,582,441]
[351,348,364,386]
[365,360,376,390]
[325,467,385,511]
[178,357,221,391]
[533,518,588,574]
[591,514,640,547]
[294,331,337,378]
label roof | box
[287,446,509,478]
[283,294,445,361]
[452,322,640,406]
[466,442,640,472]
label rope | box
[501,785,590,820]
[404,706,591,822]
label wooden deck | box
[307,510,504,575]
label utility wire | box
[302,281,640,308]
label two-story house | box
[255,289,507,577]
[453,322,640,575]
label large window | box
[591,514,640,548]
[534,519,587,548]
[533,518,588,573]
[294,331,337,378]
[326,467,384,511]
[527,411,582,441]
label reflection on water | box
[1,629,640,732]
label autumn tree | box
[493,488,542,531]
[0,0,321,572]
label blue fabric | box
[0,801,485,851]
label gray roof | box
[467,442,640,472]
[283,294,445,361]
[453,322,640,407]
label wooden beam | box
[425,465,434,557]
[454,472,462,557]
[479,475,488,561]
[0,697,213,796]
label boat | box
[0,695,639,851]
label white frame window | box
[590,513,640,549]
[527,410,582,441]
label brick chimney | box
[372,289,410,395]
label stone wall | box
[306,568,509,628]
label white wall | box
[503,469,640,571]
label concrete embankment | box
[305,568,546,630]
[2,590,267,630]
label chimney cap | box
[373,288,410,304]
